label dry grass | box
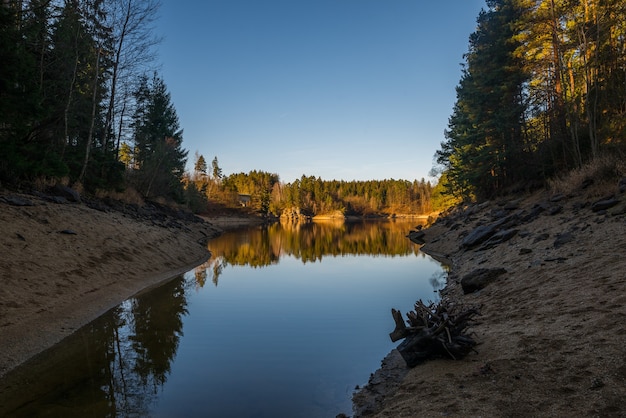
[547,154,626,199]
[32,176,69,191]
[95,187,145,206]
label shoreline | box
[0,192,227,379]
[2,185,624,416]
[353,185,626,416]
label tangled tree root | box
[389,299,480,367]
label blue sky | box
[158,1,485,183]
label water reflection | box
[197,220,426,286]
[0,220,439,417]
[0,277,191,417]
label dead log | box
[389,308,408,342]
[390,299,479,367]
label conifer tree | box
[437,0,529,200]
[131,73,187,201]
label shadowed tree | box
[131,73,187,201]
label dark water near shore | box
[0,220,445,417]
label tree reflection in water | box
[0,276,190,417]
[195,219,427,286]
[0,220,433,417]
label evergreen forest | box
[437,0,626,200]
[2,0,626,216]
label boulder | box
[50,185,81,203]
[477,229,518,251]
[461,216,510,249]
[608,201,626,216]
[591,196,619,212]
[407,230,426,245]
[460,268,507,294]
[520,204,545,223]
[1,195,34,206]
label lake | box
[0,220,445,417]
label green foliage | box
[211,156,223,180]
[213,173,435,217]
[130,73,188,201]
[435,0,626,202]
[183,175,209,213]
[438,0,529,200]
[222,170,280,214]
[194,153,207,175]
[0,0,187,202]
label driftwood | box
[389,299,479,367]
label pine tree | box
[437,0,529,200]
[194,153,207,176]
[131,73,187,201]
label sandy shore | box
[2,183,625,416]
[353,183,626,416]
[0,192,231,378]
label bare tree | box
[103,0,161,158]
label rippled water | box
[0,220,445,417]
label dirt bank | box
[0,191,224,378]
[353,182,626,417]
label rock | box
[461,216,510,249]
[503,200,520,210]
[49,196,68,204]
[533,233,550,243]
[477,229,518,251]
[520,204,545,223]
[462,224,497,248]
[553,231,574,248]
[407,230,426,244]
[1,195,35,206]
[619,178,626,193]
[608,201,626,216]
[50,185,81,203]
[550,194,565,202]
[548,205,563,216]
[58,229,77,235]
[490,208,509,219]
[460,268,507,294]
[519,248,532,255]
[591,196,619,212]
[545,257,568,263]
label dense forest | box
[437,0,626,200]
[0,0,187,201]
[186,161,442,217]
[2,0,625,217]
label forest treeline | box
[4,0,625,215]
[437,0,626,200]
[186,158,445,217]
[0,0,439,216]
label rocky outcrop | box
[280,207,312,222]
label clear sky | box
[157,0,485,183]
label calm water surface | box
[0,220,445,417]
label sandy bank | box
[0,192,224,378]
[353,184,626,417]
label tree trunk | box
[79,47,101,185]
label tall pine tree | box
[131,73,187,201]
[437,0,529,200]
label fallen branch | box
[389,299,479,367]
